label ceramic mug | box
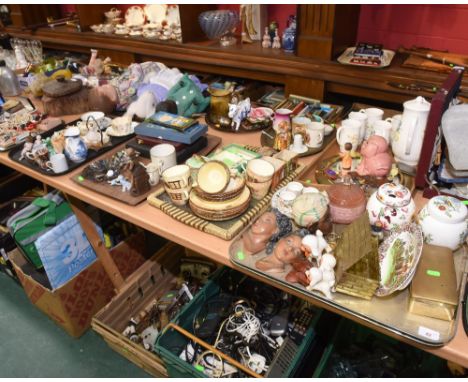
[360,108,384,139]
[143,161,161,186]
[46,153,69,173]
[150,144,177,172]
[162,164,192,206]
[246,159,274,199]
[287,181,304,197]
[348,111,368,143]
[305,122,325,148]
[278,189,296,211]
[372,119,393,143]
[336,119,361,152]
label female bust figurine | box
[356,135,393,178]
[255,231,306,273]
[242,209,291,254]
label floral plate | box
[271,186,295,218]
[375,223,423,297]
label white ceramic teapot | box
[391,96,431,169]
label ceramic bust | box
[418,195,468,250]
[255,233,303,273]
[367,182,415,231]
[242,211,278,254]
[356,135,393,178]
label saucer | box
[324,124,334,136]
[289,144,308,154]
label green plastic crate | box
[155,267,321,378]
[313,318,451,378]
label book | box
[134,121,208,145]
[136,135,188,152]
[354,42,383,58]
[146,111,198,132]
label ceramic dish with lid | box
[367,182,415,231]
[376,223,423,297]
[196,160,231,194]
[328,183,366,224]
[418,195,468,250]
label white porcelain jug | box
[391,96,431,168]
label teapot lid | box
[42,76,83,98]
[376,183,412,208]
[427,195,467,224]
[328,183,366,208]
[403,96,431,112]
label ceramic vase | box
[198,10,239,46]
[418,195,468,250]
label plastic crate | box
[155,267,321,378]
[313,318,451,378]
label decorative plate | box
[375,223,423,297]
[125,6,145,27]
[144,4,167,24]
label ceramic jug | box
[64,127,87,163]
[391,96,431,169]
[273,108,293,151]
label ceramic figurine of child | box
[356,135,393,178]
[262,27,271,48]
[273,120,292,151]
[272,29,281,49]
[340,142,353,178]
[305,253,336,299]
[19,136,34,161]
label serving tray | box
[8,120,133,177]
[147,145,306,240]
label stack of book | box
[130,112,209,161]
[351,42,383,66]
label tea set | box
[91,5,182,42]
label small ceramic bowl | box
[197,160,230,195]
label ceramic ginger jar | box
[417,195,468,250]
[367,183,415,231]
[327,183,366,224]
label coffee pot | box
[391,96,431,171]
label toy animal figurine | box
[305,253,336,299]
[272,29,281,49]
[126,91,158,120]
[109,174,132,193]
[301,230,332,264]
[356,135,393,178]
[228,97,251,131]
[262,27,271,48]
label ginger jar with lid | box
[418,195,468,250]
[367,182,415,231]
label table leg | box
[65,194,125,291]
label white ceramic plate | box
[144,4,167,24]
[125,6,145,27]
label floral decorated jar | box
[417,195,468,250]
[367,183,415,231]
[327,183,366,224]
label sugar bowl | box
[367,183,415,231]
[418,195,468,250]
[327,183,366,224]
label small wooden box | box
[409,244,458,321]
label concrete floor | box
[0,272,150,378]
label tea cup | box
[278,189,296,211]
[162,164,192,206]
[286,181,304,197]
[46,153,69,174]
[306,122,325,148]
[359,108,384,139]
[150,144,177,173]
[372,119,392,143]
[246,159,274,200]
[336,119,361,152]
[348,111,368,143]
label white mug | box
[287,181,304,197]
[336,119,361,152]
[279,189,296,211]
[360,108,384,139]
[46,153,68,173]
[307,122,325,148]
[372,119,392,143]
[150,144,176,172]
[348,111,368,143]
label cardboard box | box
[9,233,146,337]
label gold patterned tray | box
[147,146,306,240]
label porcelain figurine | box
[64,126,87,163]
[126,91,157,120]
[305,253,336,299]
[228,97,251,131]
[418,195,468,250]
[19,136,33,161]
[50,130,65,154]
[367,182,415,231]
[301,230,332,264]
[130,163,151,196]
[242,211,279,254]
[272,29,281,49]
[255,233,304,273]
[285,259,312,286]
[356,135,393,178]
[340,142,353,178]
[262,27,271,48]
[273,109,292,151]
[85,49,111,77]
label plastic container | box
[155,267,321,378]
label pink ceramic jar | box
[327,184,366,224]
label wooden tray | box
[72,134,222,206]
[229,216,468,347]
[147,148,306,240]
[8,119,133,177]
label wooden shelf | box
[6,25,468,104]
